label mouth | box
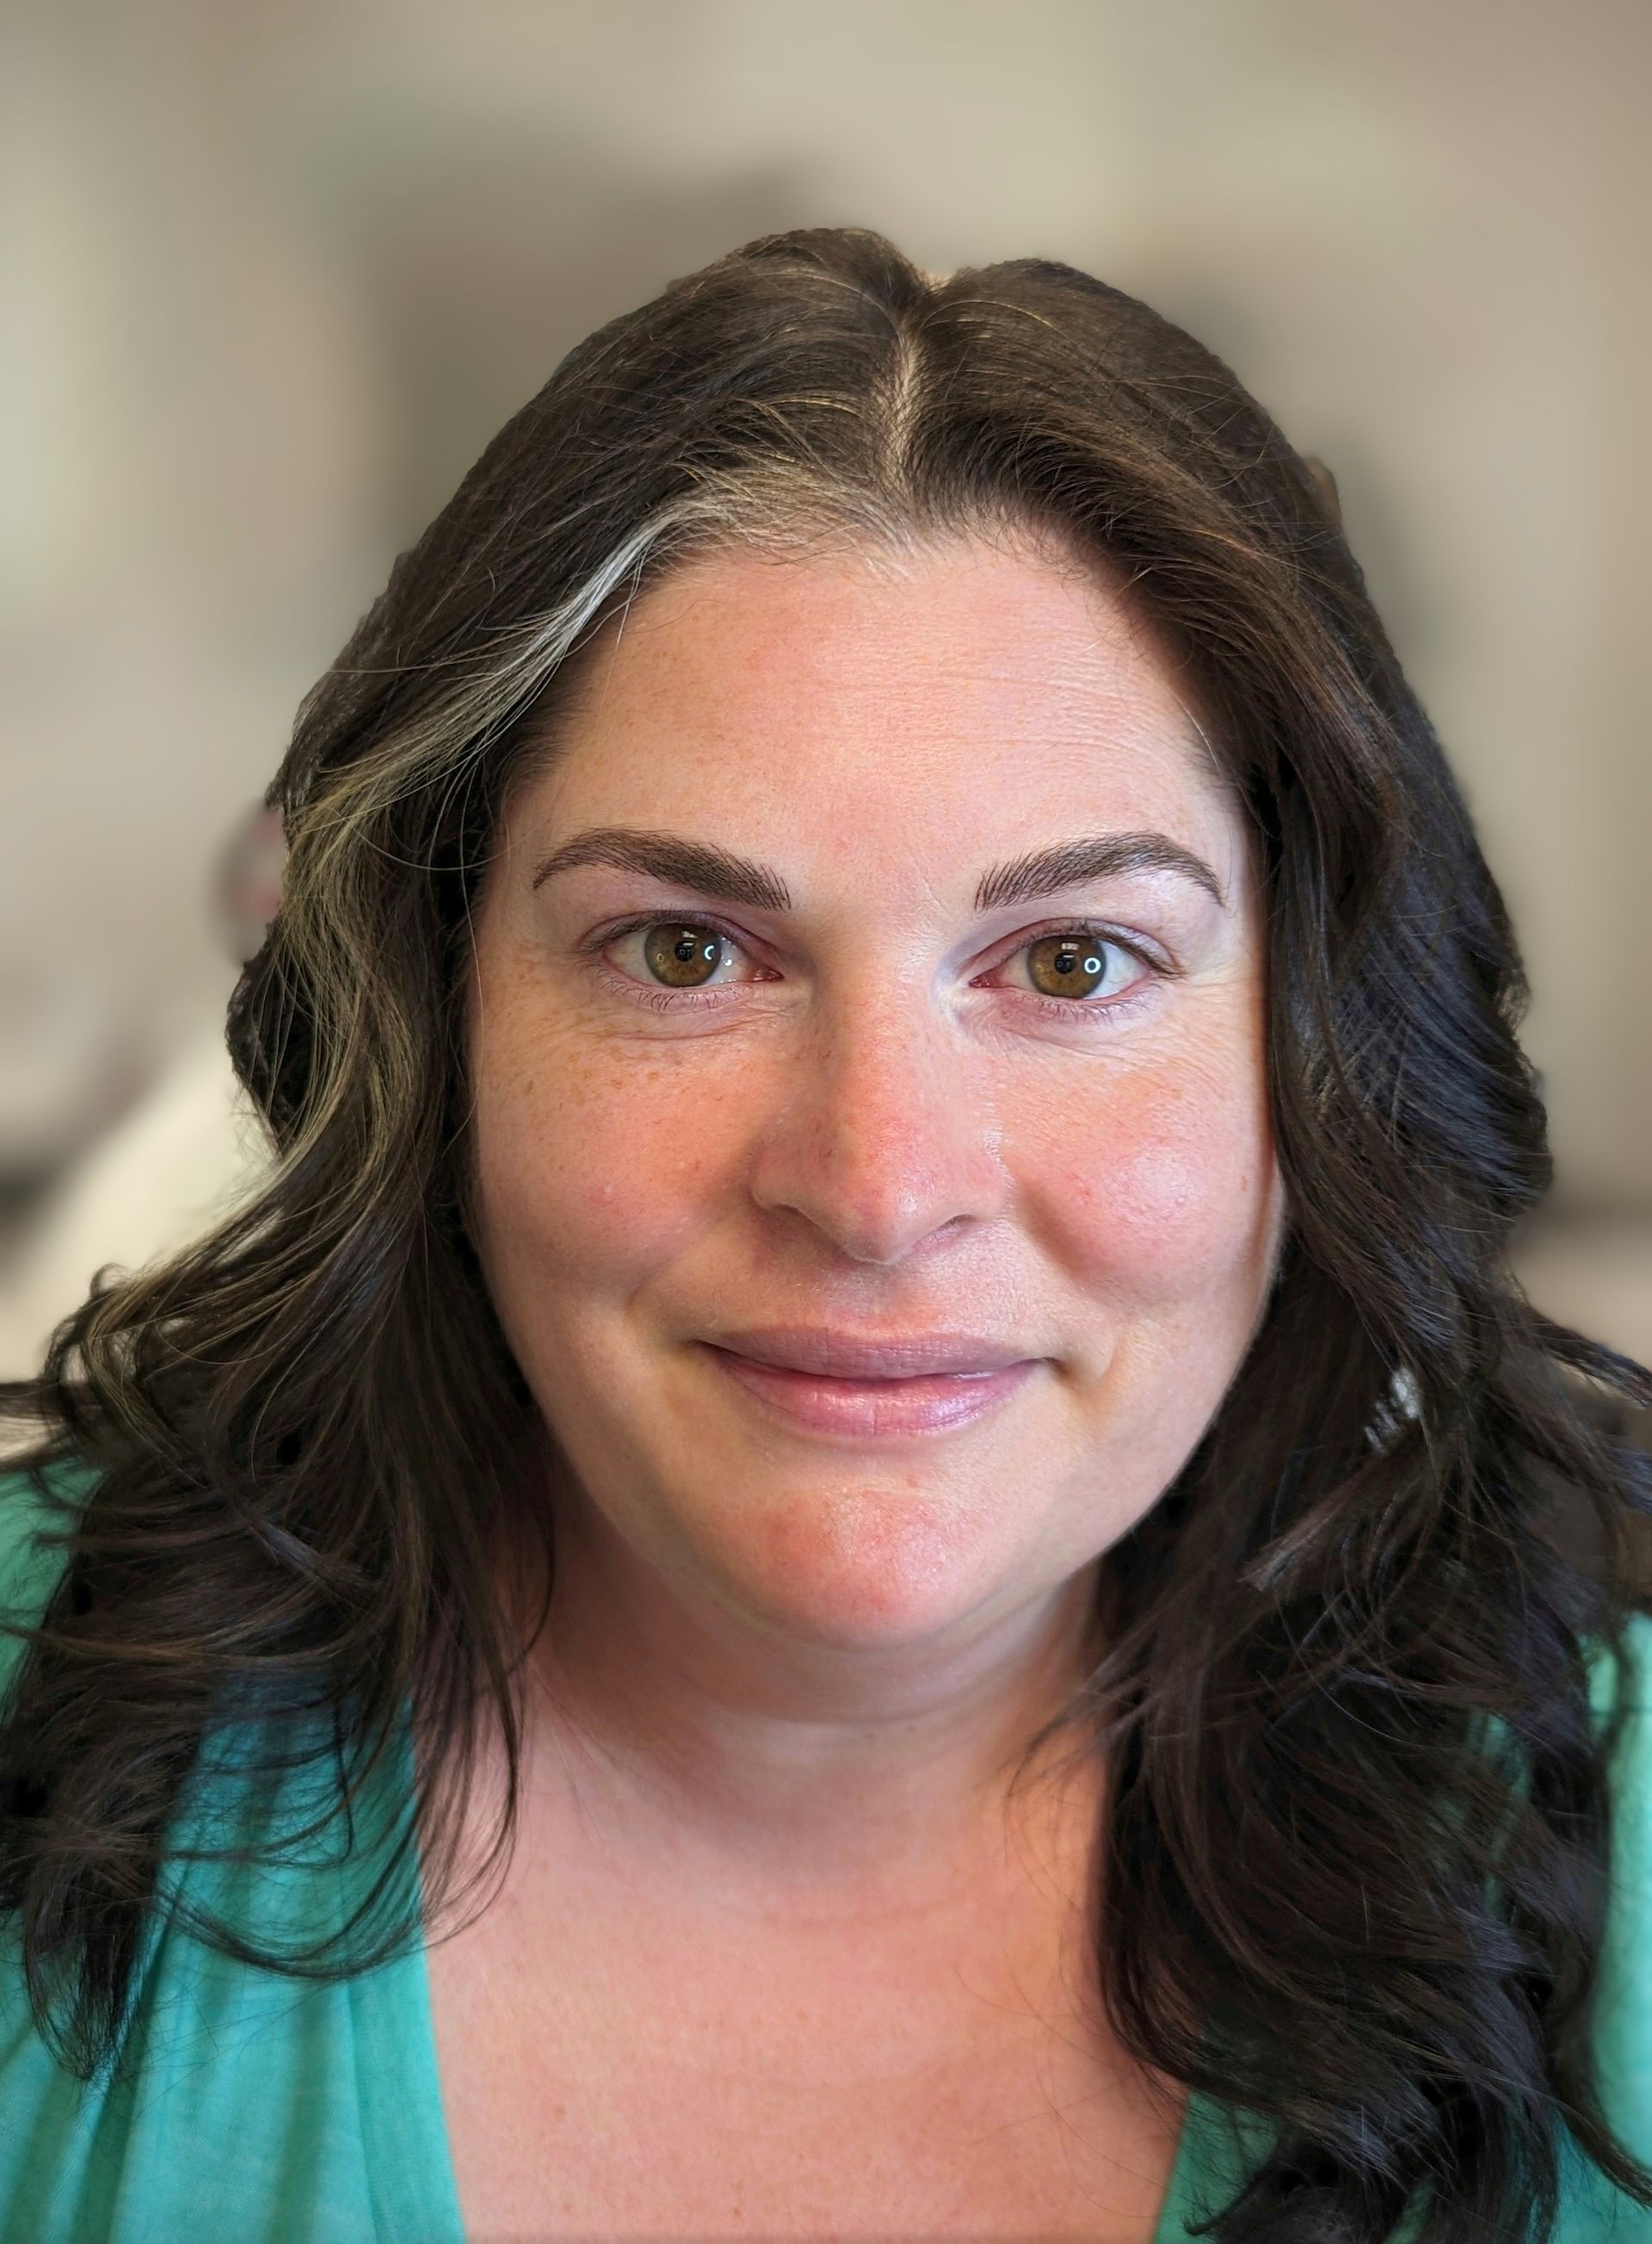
[700,1343,1039,1439]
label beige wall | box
[3,0,1646,1245]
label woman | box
[2,226,1649,2243]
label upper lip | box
[708,1327,1035,1378]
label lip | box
[708,1326,1035,1378]
[702,1345,1039,1439]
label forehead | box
[518,533,1246,876]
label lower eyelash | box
[588,917,1164,1023]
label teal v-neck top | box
[2,1460,1649,2242]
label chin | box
[711,1482,1027,1649]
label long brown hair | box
[3,226,1649,2243]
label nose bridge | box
[748,972,1009,1264]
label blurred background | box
[2,0,1649,1389]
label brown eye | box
[1023,933,1116,1002]
[640,922,731,989]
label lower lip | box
[703,1346,1039,1438]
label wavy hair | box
[3,225,1650,2243]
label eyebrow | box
[529,826,1228,915]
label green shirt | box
[2,1461,1648,2241]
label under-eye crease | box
[576,910,1174,1026]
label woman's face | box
[467,532,1286,1657]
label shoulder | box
[1583,1601,1651,1872]
[1583,1607,1650,1726]
[1577,1612,1652,2188]
[0,1456,98,1698]
[1583,1609,1651,1905]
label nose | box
[744,992,1012,1266]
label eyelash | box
[579,912,1170,1026]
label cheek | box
[471,1011,723,1287]
[1021,1053,1280,1302]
